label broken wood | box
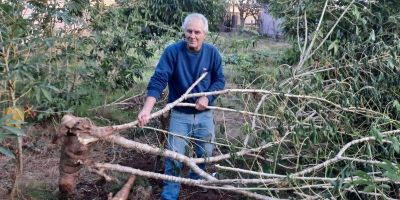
[57,115,100,198]
[108,175,136,200]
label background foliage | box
[0,0,226,156]
[252,0,400,197]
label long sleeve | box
[146,47,175,100]
[206,50,225,104]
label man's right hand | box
[137,96,157,127]
[138,109,151,127]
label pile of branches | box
[57,73,399,199]
[57,0,400,199]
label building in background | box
[259,6,283,38]
[224,2,282,38]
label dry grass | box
[0,124,59,199]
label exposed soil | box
[0,121,243,200]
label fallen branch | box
[344,188,397,200]
[103,134,216,180]
[215,164,396,184]
[108,175,136,200]
[183,89,386,118]
[176,102,277,119]
[293,130,400,176]
[143,126,248,150]
[88,167,115,182]
[95,163,276,200]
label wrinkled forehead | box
[186,18,205,31]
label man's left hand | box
[195,96,209,111]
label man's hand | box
[137,96,156,127]
[138,109,151,127]
[195,96,209,111]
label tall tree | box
[233,0,262,29]
[135,0,226,33]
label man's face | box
[184,19,206,52]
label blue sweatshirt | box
[147,40,225,114]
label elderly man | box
[137,13,225,200]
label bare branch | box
[109,175,136,200]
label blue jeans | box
[161,109,215,200]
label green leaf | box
[0,146,15,159]
[352,5,360,20]
[2,126,25,136]
[352,179,370,185]
[34,87,41,103]
[0,114,12,123]
[392,137,400,153]
[41,88,52,101]
[384,171,400,182]
[126,48,137,57]
[378,160,397,173]
[369,126,382,142]
[363,185,376,193]
[388,58,395,69]
[378,184,391,190]
[20,70,34,80]
[328,40,338,55]
[369,30,375,41]
[361,18,367,25]
[393,100,400,114]
[46,85,60,93]
[353,170,371,180]
[241,122,252,135]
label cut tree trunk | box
[57,116,94,199]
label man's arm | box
[196,49,225,111]
[137,45,175,126]
[206,50,225,103]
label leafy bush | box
[0,115,25,158]
[0,0,180,119]
[136,0,226,33]
[225,49,282,86]
[235,0,400,198]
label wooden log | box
[108,175,136,200]
[58,115,98,198]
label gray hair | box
[182,13,209,34]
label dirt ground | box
[0,120,244,200]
